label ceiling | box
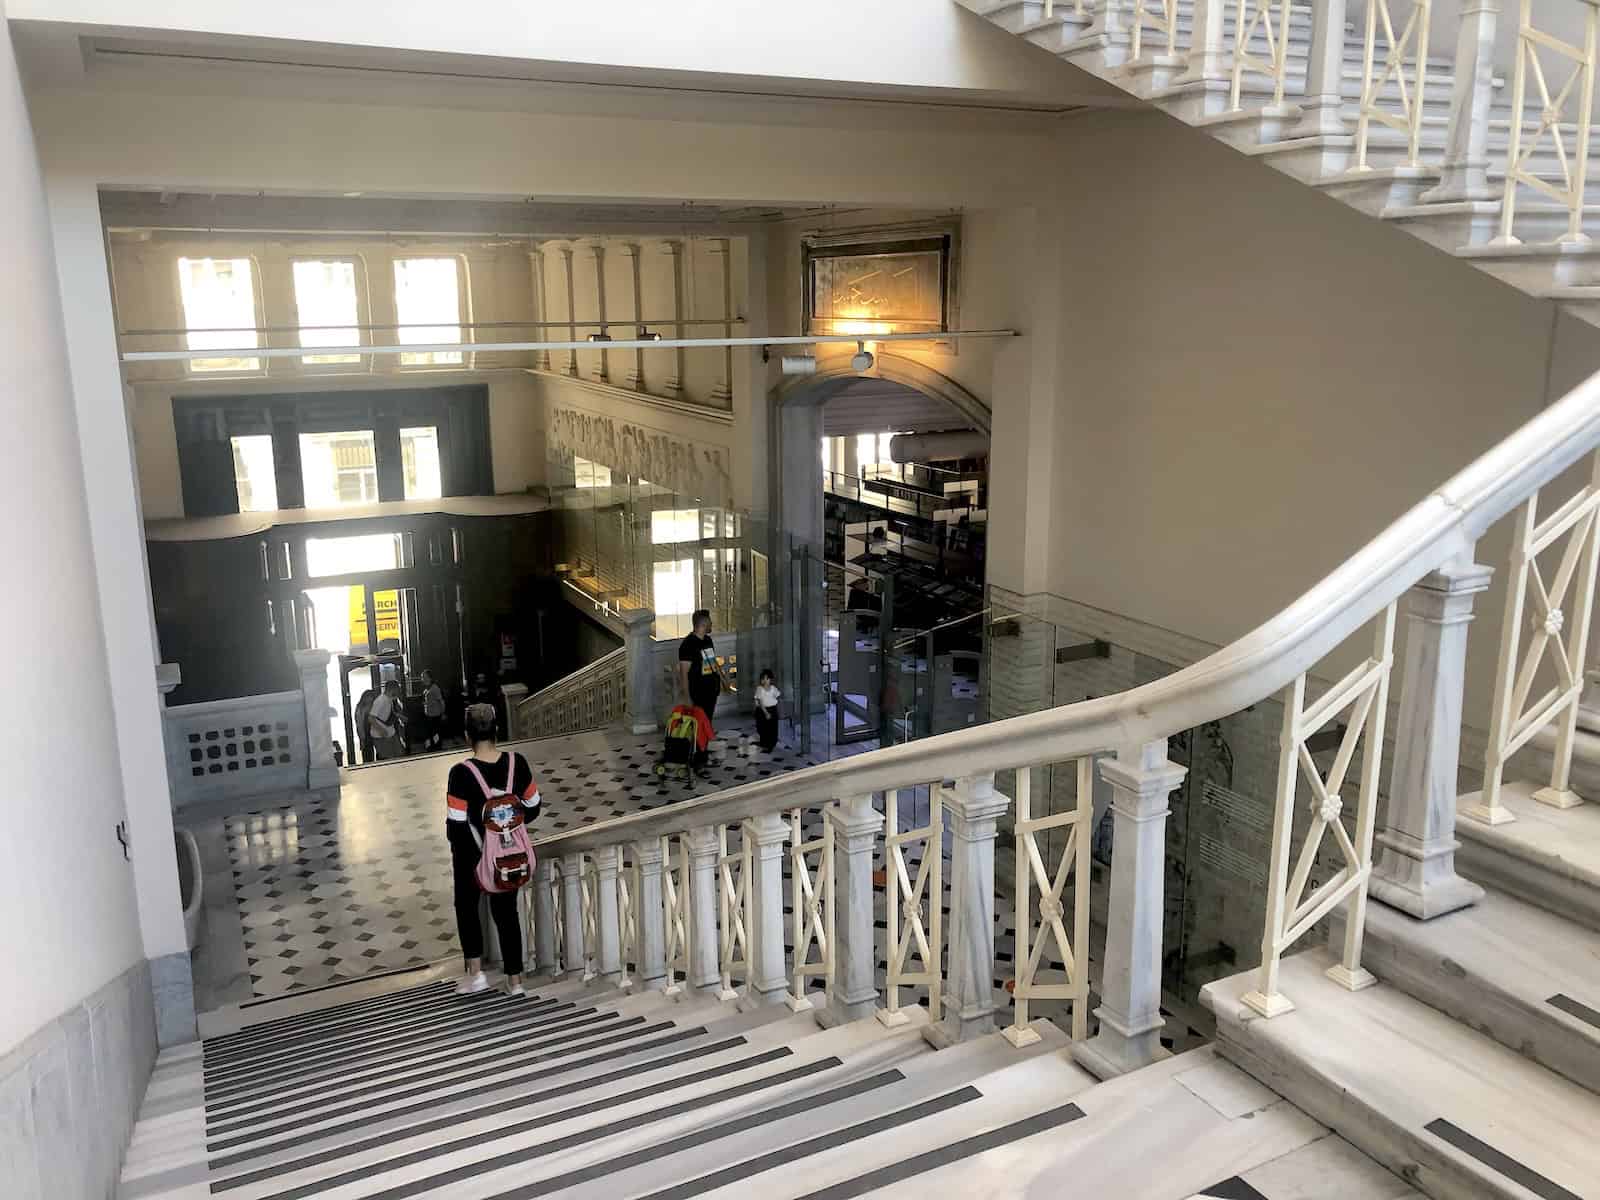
[821,377,973,438]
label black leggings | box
[452,847,525,976]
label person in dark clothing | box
[445,703,541,997]
[676,609,724,722]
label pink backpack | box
[463,754,535,894]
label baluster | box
[593,845,623,982]
[1288,0,1351,139]
[1370,557,1493,917]
[1230,0,1294,113]
[717,824,751,1000]
[1353,0,1432,172]
[661,835,688,994]
[1073,742,1187,1078]
[786,807,835,1012]
[930,774,1008,1047]
[1421,0,1502,202]
[745,813,791,1006]
[827,794,881,1027]
[560,854,586,981]
[633,838,668,990]
[533,856,562,974]
[686,825,722,992]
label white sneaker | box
[456,972,489,995]
[505,983,526,998]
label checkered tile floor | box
[225,722,820,997]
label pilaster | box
[823,795,880,1027]
[927,774,1010,1047]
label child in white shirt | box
[754,668,781,752]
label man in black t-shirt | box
[676,608,724,721]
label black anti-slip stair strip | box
[205,1011,637,1126]
[210,1045,795,1190]
[1547,993,1600,1032]
[204,1000,584,1100]
[203,1018,676,1150]
[204,988,550,1070]
[210,980,456,1046]
[204,1006,611,1117]
[473,1069,921,1200]
[206,1028,727,1171]
[236,965,443,1011]
[219,1049,800,1196]
[791,1101,1087,1200]
[306,1057,873,1200]
[204,994,565,1081]
[1425,1118,1584,1200]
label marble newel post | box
[1286,0,1351,139]
[826,795,880,1027]
[623,608,658,734]
[632,838,669,991]
[533,858,562,974]
[743,814,791,1007]
[685,826,723,993]
[561,856,588,980]
[1420,0,1502,203]
[592,845,624,982]
[293,649,339,791]
[929,774,1011,1048]
[1370,558,1493,918]
[1073,741,1186,1081]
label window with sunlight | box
[230,435,278,513]
[300,431,379,508]
[394,258,463,366]
[651,508,700,545]
[401,426,443,500]
[293,260,362,365]
[573,456,612,488]
[178,257,260,372]
[653,559,698,639]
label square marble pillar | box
[927,774,1010,1048]
[1073,741,1186,1080]
[533,858,562,974]
[1420,0,1502,203]
[1371,560,1492,919]
[743,814,791,1007]
[632,839,669,991]
[592,845,624,983]
[685,826,723,993]
[824,795,880,1028]
[623,609,658,734]
[560,857,588,981]
[292,648,339,791]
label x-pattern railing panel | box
[1498,0,1599,245]
[880,787,943,1025]
[618,853,638,988]
[662,834,690,995]
[787,807,835,1012]
[1230,0,1294,110]
[1004,761,1093,1046]
[717,823,752,1001]
[1355,0,1433,170]
[580,853,600,982]
[1244,604,1396,1018]
[1131,0,1179,62]
[1477,456,1600,819]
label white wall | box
[0,7,144,1053]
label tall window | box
[300,431,378,508]
[651,508,700,544]
[292,260,361,365]
[400,426,442,500]
[653,559,698,639]
[394,257,463,366]
[230,435,278,512]
[177,257,260,372]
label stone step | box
[1334,890,1600,1096]
[1456,778,1600,935]
[1206,947,1600,1200]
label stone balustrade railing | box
[527,362,1600,1072]
[512,647,629,741]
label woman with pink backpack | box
[445,703,541,996]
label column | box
[530,243,552,372]
[633,838,669,991]
[293,649,338,791]
[1421,0,1502,203]
[561,855,587,980]
[685,825,722,992]
[623,608,658,734]
[560,246,579,377]
[743,814,790,1007]
[1178,0,1229,83]
[1371,559,1494,916]
[588,243,609,383]
[1073,741,1186,1080]
[593,844,624,982]
[707,239,733,406]
[1288,0,1351,138]
[623,242,646,390]
[929,774,1011,1047]
[826,795,880,1027]
[662,240,686,396]
[533,857,562,974]
[501,681,528,741]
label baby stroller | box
[655,703,712,781]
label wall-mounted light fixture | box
[637,327,664,342]
[851,341,875,372]
[781,354,818,376]
[587,332,612,343]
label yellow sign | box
[348,588,402,651]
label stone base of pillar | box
[923,998,1001,1050]
[1370,828,1485,920]
[1534,785,1586,810]
[1070,1006,1170,1079]
[815,994,877,1028]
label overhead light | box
[637,327,663,342]
[587,332,613,343]
[851,341,875,372]
[781,354,818,376]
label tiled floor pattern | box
[225,722,822,997]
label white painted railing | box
[512,646,627,740]
[1354,0,1433,171]
[1131,0,1179,63]
[529,357,1600,1037]
[1230,0,1294,110]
